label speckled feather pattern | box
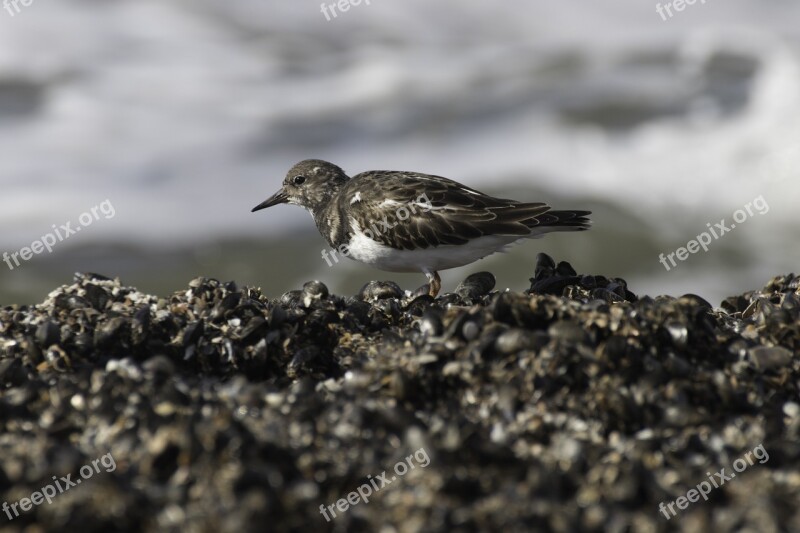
[319,170,590,251]
[254,159,590,280]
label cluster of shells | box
[0,255,798,532]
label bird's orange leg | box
[425,271,441,298]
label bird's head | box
[251,159,349,214]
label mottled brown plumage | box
[253,160,590,297]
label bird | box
[252,160,590,297]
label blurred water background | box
[1,0,798,305]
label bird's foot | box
[424,271,441,298]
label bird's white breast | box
[345,231,522,273]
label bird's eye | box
[292,175,306,186]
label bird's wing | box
[340,171,556,250]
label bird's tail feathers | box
[523,209,591,236]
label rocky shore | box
[1,254,798,532]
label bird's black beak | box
[251,188,289,212]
